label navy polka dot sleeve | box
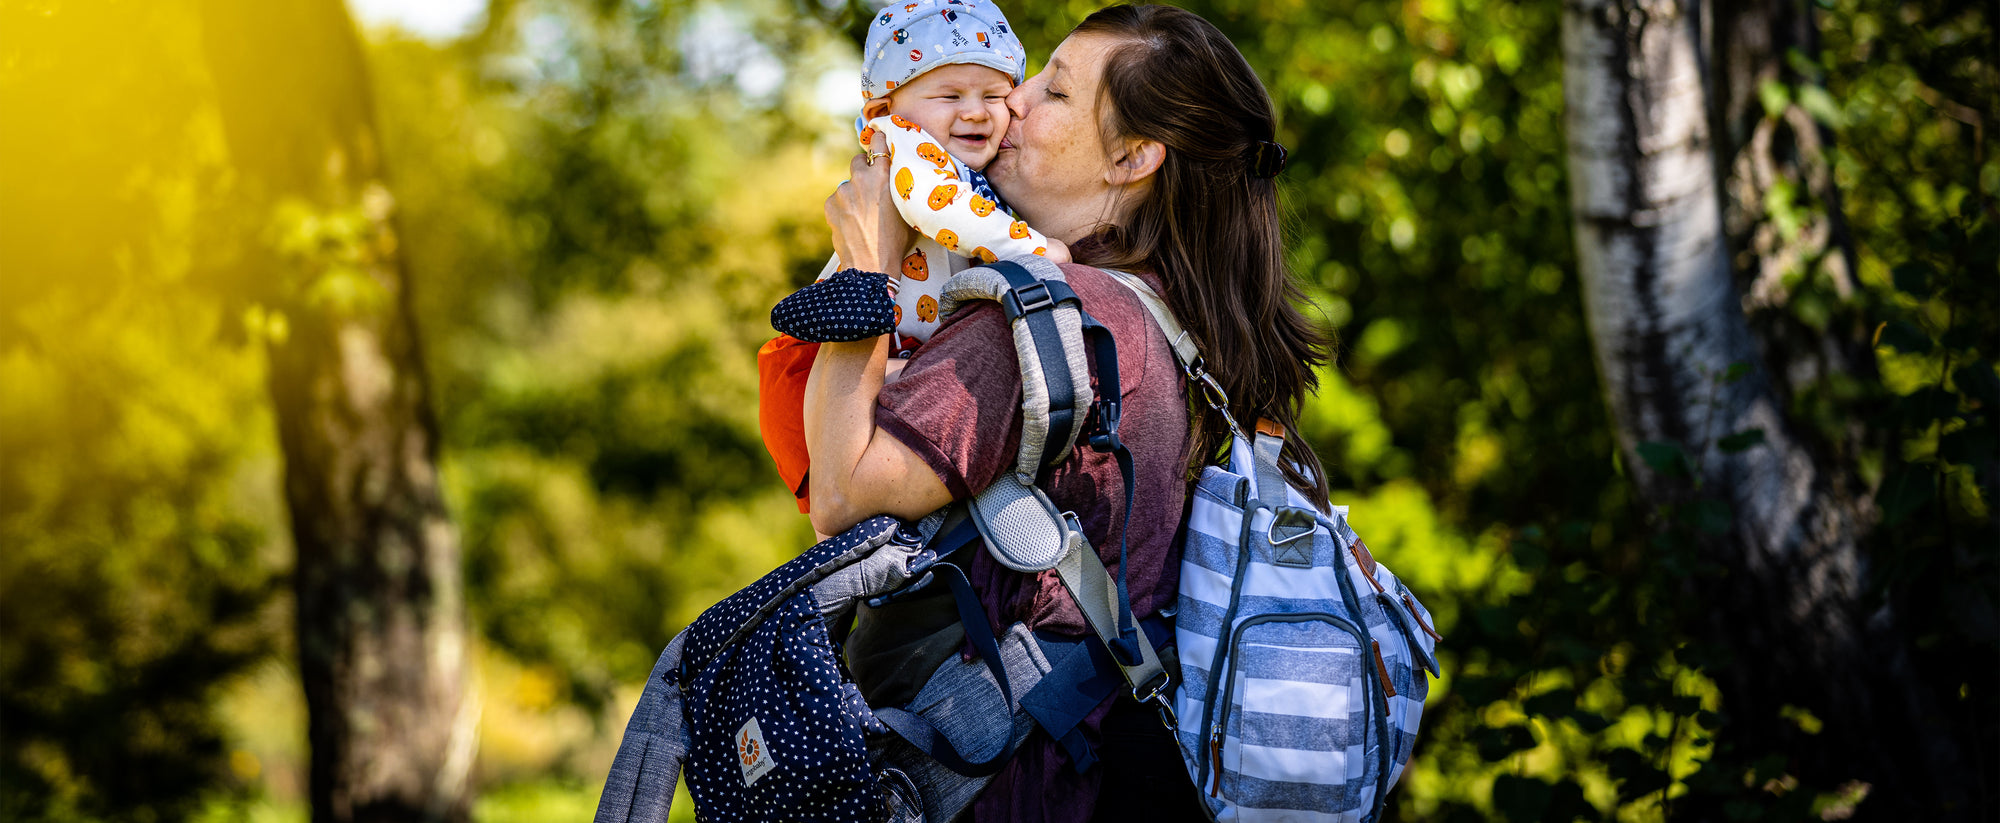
[771,268,897,343]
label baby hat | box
[861,0,1027,101]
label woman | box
[807,5,1333,820]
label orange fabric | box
[758,334,820,512]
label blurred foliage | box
[0,0,1991,820]
[0,2,285,819]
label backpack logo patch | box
[736,717,777,786]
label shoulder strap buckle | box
[1001,279,1054,319]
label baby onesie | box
[805,113,1052,344]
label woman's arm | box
[807,133,953,535]
[802,337,950,534]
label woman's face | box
[985,32,1127,238]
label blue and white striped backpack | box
[1100,271,1442,823]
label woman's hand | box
[826,130,913,275]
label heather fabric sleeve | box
[872,300,1024,501]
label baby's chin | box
[945,136,999,171]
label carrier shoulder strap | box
[940,259,1166,708]
[939,256,1093,481]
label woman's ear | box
[862,98,894,121]
[1106,138,1165,186]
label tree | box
[1562,0,1970,815]
[196,1,473,819]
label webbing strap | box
[1052,516,1166,698]
[1252,423,1289,510]
[1094,268,1249,442]
[989,260,1082,471]
[1076,310,1143,666]
[871,543,1019,777]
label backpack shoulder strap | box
[1100,270,1313,526]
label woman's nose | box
[1005,84,1028,122]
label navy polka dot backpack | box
[676,515,1004,822]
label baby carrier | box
[595,258,1439,823]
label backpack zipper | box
[1196,477,1255,796]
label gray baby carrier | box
[594,257,1171,823]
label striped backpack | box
[1101,271,1442,822]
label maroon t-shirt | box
[875,264,1192,822]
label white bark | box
[1565,0,1843,572]
[1560,0,1905,785]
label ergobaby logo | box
[736,717,777,786]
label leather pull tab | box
[1372,641,1397,698]
[1350,539,1384,591]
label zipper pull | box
[1208,728,1225,796]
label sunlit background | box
[1,0,1991,820]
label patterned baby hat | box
[861,0,1027,101]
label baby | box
[759,0,1061,512]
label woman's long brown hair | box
[1070,4,1334,507]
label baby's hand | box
[1042,237,1072,264]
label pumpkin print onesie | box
[820,113,1052,342]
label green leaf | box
[1492,774,1552,820]
[1892,262,1936,298]
[1717,428,1766,453]
[1636,441,1691,478]
[1723,361,1754,384]
[1796,85,1844,128]
[1877,319,1933,354]
[1758,80,1791,118]
[1878,465,1937,526]
[1951,363,1998,405]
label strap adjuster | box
[1002,280,1054,319]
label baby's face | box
[888,63,1014,170]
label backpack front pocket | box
[1209,612,1383,810]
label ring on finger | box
[865,151,889,166]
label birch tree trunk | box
[198,1,475,820]
[1562,0,1961,814]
